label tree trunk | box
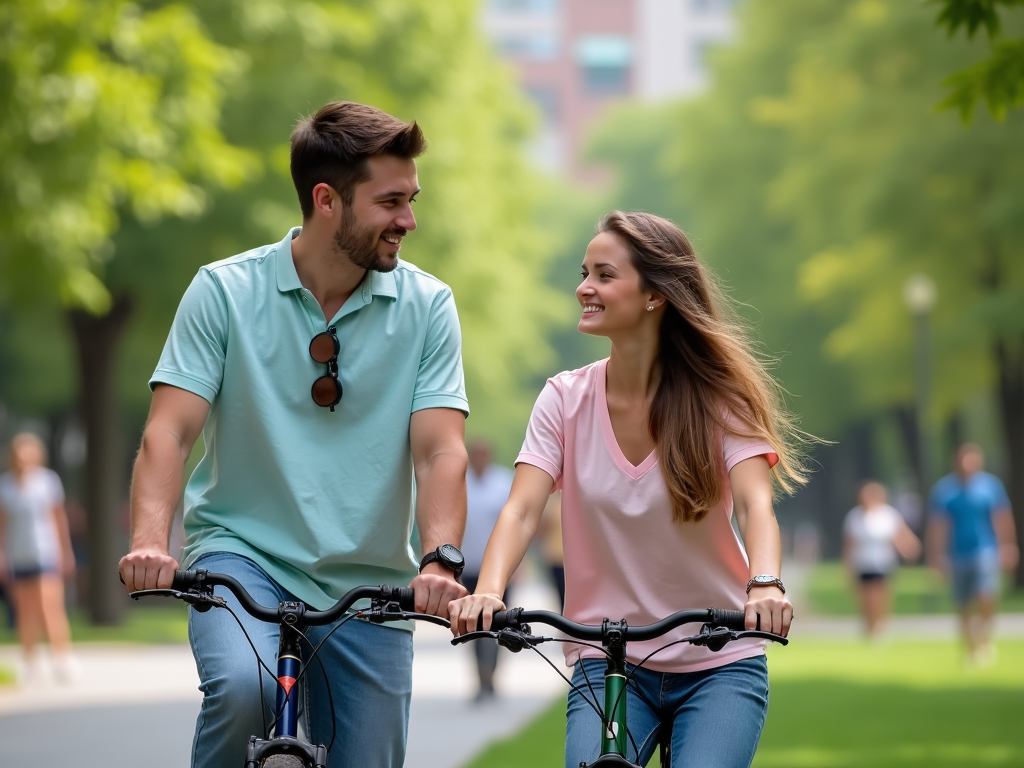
[68,296,133,625]
[995,337,1024,589]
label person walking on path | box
[449,211,808,768]
[118,101,470,768]
[842,481,921,640]
[927,443,1018,666]
[0,432,80,684]
[461,438,514,702]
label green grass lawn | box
[0,602,189,646]
[805,563,1024,616]
[465,639,1024,768]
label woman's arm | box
[893,517,922,562]
[51,501,76,578]
[448,463,553,635]
[731,455,792,637]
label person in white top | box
[462,438,514,701]
[449,211,809,768]
[0,432,80,683]
[842,481,921,639]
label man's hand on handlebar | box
[447,592,506,637]
[744,586,792,637]
[410,562,467,620]
[119,548,180,593]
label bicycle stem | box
[601,619,629,758]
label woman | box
[0,432,79,683]
[843,481,921,639]
[449,211,806,768]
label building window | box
[494,32,559,60]
[575,35,632,95]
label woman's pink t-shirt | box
[516,359,779,673]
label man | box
[927,443,1018,665]
[119,101,469,767]
[461,438,514,701]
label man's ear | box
[311,183,337,218]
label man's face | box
[334,155,419,273]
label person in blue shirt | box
[118,101,470,768]
[926,443,1018,665]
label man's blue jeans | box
[566,655,769,768]
[187,552,413,768]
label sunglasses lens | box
[311,375,343,408]
[309,331,339,364]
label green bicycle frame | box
[600,619,630,759]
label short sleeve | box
[721,411,778,471]
[516,378,564,486]
[411,289,469,415]
[150,269,229,403]
[45,469,65,505]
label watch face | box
[754,575,775,584]
[439,543,464,567]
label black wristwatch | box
[418,544,465,581]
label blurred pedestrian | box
[926,443,1018,666]
[462,438,514,702]
[0,432,80,683]
[842,481,921,639]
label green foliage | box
[465,639,1024,768]
[0,0,253,312]
[934,0,1024,120]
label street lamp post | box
[904,274,937,504]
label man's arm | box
[118,385,210,592]
[409,407,469,617]
[994,506,1019,572]
[925,515,950,576]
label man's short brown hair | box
[290,101,426,219]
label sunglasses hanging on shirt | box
[309,326,343,411]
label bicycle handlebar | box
[488,606,748,640]
[142,569,417,626]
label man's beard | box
[333,206,401,273]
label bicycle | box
[453,606,789,768]
[129,568,449,768]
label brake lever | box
[450,627,548,652]
[358,605,451,629]
[690,624,789,652]
[129,588,226,613]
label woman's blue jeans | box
[187,552,413,768]
[566,655,769,768]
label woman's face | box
[576,232,650,338]
[10,439,44,473]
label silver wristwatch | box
[745,574,786,594]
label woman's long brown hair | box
[598,211,808,522]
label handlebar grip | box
[711,609,747,631]
[490,608,521,631]
[395,587,415,612]
[171,569,202,591]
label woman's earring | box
[647,305,654,312]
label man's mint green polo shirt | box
[151,228,469,611]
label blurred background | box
[0,0,1022,763]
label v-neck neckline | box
[597,358,659,480]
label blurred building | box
[481,0,735,180]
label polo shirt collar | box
[275,226,399,301]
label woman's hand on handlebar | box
[744,586,792,637]
[119,548,180,593]
[448,593,506,637]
